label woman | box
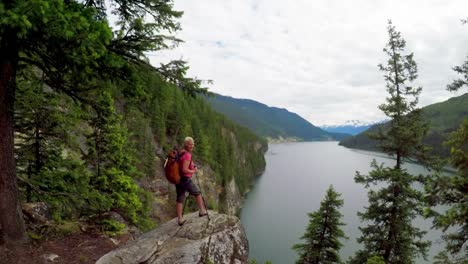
[175,136,208,226]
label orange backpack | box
[163,150,186,184]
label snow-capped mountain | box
[320,120,386,136]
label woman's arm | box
[182,159,196,175]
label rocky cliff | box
[96,211,249,264]
[136,153,247,225]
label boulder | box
[41,253,59,262]
[22,202,51,224]
[96,211,249,264]
[104,211,127,225]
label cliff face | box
[99,133,263,263]
[137,130,266,224]
[137,154,258,224]
[96,211,249,264]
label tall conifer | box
[350,21,430,264]
[84,91,152,226]
[0,0,195,244]
[14,69,90,219]
[293,185,347,264]
[425,31,468,260]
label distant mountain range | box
[205,94,350,142]
[339,93,468,157]
[321,120,387,135]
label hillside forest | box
[0,0,266,249]
[0,1,466,264]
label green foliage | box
[119,66,267,196]
[14,67,91,220]
[0,0,266,239]
[366,256,385,264]
[340,18,468,161]
[350,21,430,264]
[339,93,468,158]
[352,163,430,264]
[372,20,429,168]
[425,117,468,260]
[55,221,81,236]
[293,185,347,264]
[447,56,468,92]
[426,119,468,258]
[100,219,126,236]
[432,251,465,264]
[26,231,42,242]
[83,91,150,226]
[425,23,468,261]
[5,0,265,241]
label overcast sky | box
[150,0,468,126]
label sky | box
[149,0,468,126]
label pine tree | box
[0,0,192,244]
[425,119,467,260]
[0,0,115,244]
[293,185,347,264]
[14,68,90,220]
[84,91,152,227]
[425,39,468,260]
[350,21,430,264]
[432,251,463,264]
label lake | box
[240,142,444,264]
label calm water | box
[240,142,444,264]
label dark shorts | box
[175,177,201,203]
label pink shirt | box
[179,152,195,177]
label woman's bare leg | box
[195,194,207,215]
[176,202,183,222]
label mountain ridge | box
[205,94,350,142]
[321,120,388,136]
[339,93,468,157]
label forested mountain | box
[339,93,468,157]
[11,64,267,231]
[0,0,266,247]
[205,94,350,141]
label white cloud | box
[149,0,468,126]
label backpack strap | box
[177,150,187,160]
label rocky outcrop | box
[22,202,51,224]
[225,178,242,216]
[96,211,249,264]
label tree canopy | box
[350,21,430,264]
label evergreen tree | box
[293,185,347,264]
[432,251,463,264]
[0,0,117,244]
[425,41,468,260]
[350,21,430,264]
[84,91,152,227]
[14,68,90,220]
[1,0,266,246]
[0,0,193,244]
[425,119,467,261]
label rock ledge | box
[96,211,248,264]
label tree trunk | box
[0,28,28,245]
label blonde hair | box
[184,137,194,146]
